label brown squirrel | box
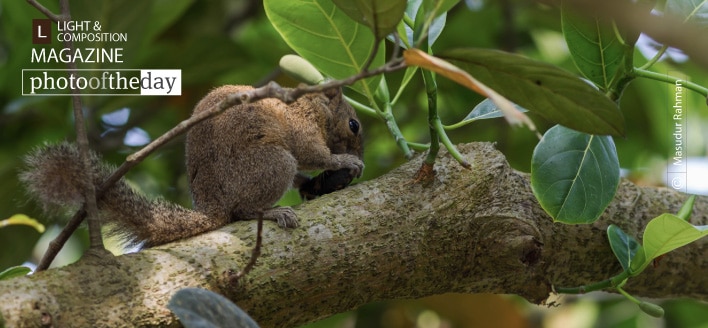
[21,85,363,247]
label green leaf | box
[332,0,407,40]
[279,55,325,85]
[0,266,31,281]
[677,194,697,221]
[411,0,457,46]
[607,225,641,271]
[561,4,625,90]
[419,0,452,45]
[630,214,708,274]
[629,247,647,276]
[264,0,384,99]
[440,48,625,136]
[639,301,665,318]
[1,214,45,233]
[168,288,260,328]
[424,0,460,18]
[462,98,529,122]
[531,125,620,224]
[665,0,708,27]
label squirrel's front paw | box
[334,154,364,178]
[264,207,299,228]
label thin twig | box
[26,0,63,22]
[36,209,85,270]
[390,33,402,63]
[361,40,381,72]
[34,0,107,271]
[57,0,104,250]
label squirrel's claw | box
[264,207,299,228]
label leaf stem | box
[633,69,708,97]
[444,118,476,130]
[406,142,430,151]
[433,116,470,168]
[422,67,440,166]
[344,95,378,118]
[554,278,612,294]
[617,286,640,304]
[381,103,413,159]
[637,45,669,71]
[372,75,413,158]
[419,68,469,168]
[554,270,630,294]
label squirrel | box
[21,85,364,247]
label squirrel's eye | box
[348,119,360,134]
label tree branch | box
[2,143,705,327]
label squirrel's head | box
[322,87,363,159]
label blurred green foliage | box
[0,1,706,327]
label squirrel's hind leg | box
[224,145,299,228]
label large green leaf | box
[630,214,708,274]
[561,4,625,90]
[607,224,641,272]
[531,125,620,224]
[264,0,384,98]
[332,0,407,40]
[440,48,626,137]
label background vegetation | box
[0,0,706,327]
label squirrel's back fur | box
[21,142,218,246]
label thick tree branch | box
[1,143,705,327]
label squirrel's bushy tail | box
[21,143,222,247]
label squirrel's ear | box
[323,87,341,100]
